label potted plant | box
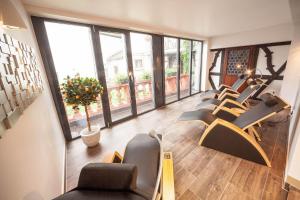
[61,75,103,147]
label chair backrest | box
[123,134,161,200]
[231,75,248,90]
[236,84,260,103]
[233,95,288,129]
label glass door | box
[191,41,202,94]
[44,21,105,139]
[164,37,179,103]
[98,31,133,122]
[130,32,155,114]
[179,39,191,98]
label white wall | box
[205,24,293,92]
[283,0,300,190]
[210,23,293,49]
[280,27,300,106]
[286,83,300,189]
[201,40,210,91]
[0,0,65,199]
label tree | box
[61,75,103,132]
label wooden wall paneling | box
[239,46,258,92]
[218,50,225,86]
[222,46,256,88]
[221,49,230,85]
[252,45,288,98]
[210,41,291,96]
[208,50,222,89]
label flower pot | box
[80,126,100,147]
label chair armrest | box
[219,99,247,110]
[77,163,137,190]
[219,92,239,101]
[213,106,240,121]
[218,84,230,91]
[218,88,239,99]
[162,152,175,200]
[111,151,123,163]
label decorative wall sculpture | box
[0,33,43,136]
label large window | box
[33,17,203,141]
[99,31,132,122]
[45,22,105,139]
[130,32,155,114]
[163,37,203,104]
[179,39,191,98]
[191,41,202,94]
[164,37,178,103]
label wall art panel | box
[0,33,43,136]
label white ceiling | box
[22,0,292,38]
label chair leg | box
[249,127,261,142]
[258,122,262,128]
[247,128,256,140]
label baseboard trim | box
[287,175,300,190]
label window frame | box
[32,16,204,141]
[163,36,203,105]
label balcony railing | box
[65,74,190,125]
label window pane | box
[191,41,202,94]
[130,32,154,114]
[180,39,191,98]
[99,31,132,122]
[45,22,104,139]
[164,37,178,103]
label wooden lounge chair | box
[54,132,175,200]
[195,84,260,111]
[200,74,249,99]
[178,94,290,166]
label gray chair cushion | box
[195,98,221,110]
[233,95,286,129]
[235,84,260,103]
[178,109,217,125]
[53,190,147,200]
[53,134,161,200]
[231,75,247,90]
[77,163,137,191]
[123,134,160,200]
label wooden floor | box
[66,94,297,200]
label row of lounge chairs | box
[178,77,290,167]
